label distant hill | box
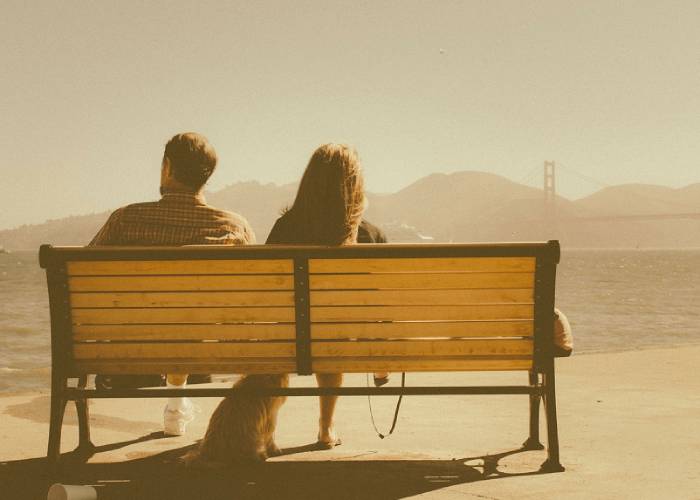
[0,212,110,251]
[1,173,699,250]
[678,183,700,204]
[365,171,584,242]
[575,183,700,216]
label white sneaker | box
[163,398,195,436]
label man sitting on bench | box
[89,132,255,435]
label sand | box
[1,345,699,499]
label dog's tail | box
[180,447,202,466]
[180,447,230,469]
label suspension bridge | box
[520,161,700,222]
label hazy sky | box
[2,1,700,230]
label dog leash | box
[366,372,406,439]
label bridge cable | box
[558,162,699,212]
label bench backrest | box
[39,242,559,377]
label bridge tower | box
[544,160,556,214]
[543,161,558,237]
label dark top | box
[266,212,387,245]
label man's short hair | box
[163,132,218,190]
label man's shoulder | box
[204,204,256,244]
[113,200,160,216]
[90,202,158,246]
[206,205,252,228]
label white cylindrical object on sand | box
[47,483,98,500]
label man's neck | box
[160,186,199,194]
[160,187,206,203]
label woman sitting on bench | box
[266,143,387,449]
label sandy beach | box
[1,345,699,500]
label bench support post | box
[47,372,67,466]
[523,370,544,450]
[293,257,312,375]
[46,262,72,468]
[540,364,565,472]
[74,375,95,455]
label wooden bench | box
[39,241,564,472]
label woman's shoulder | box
[358,219,388,243]
[266,211,296,244]
[267,214,387,244]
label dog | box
[183,373,289,466]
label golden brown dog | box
[183,374,289,465]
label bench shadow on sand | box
[0,433,552,500]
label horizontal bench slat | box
[73,323,296,341]
[311,321,533,339]
[311,304,534,322]
[67,259,294,276]
[311,339,533,357]
[72,339,531,359]
[312,357,533,372]
[68,275,294,292]
[70,291,295,308]
[309,257,535,274]
[71,359,296,375]
[309,272,534,290]
[73,342,296,359]
[310,289,533,306]
[73,322,532,341]
[72,307,296,324]
[71,357,532,375]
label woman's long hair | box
[287,144,365,245]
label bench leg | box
[540,366,565,472]
[75,376,95,454]
[47,389,67,466]
[523,370,544,450]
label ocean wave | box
[0,366,50,374]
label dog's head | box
[263,374,290,388]
[237,373,290,389]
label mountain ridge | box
[2,172,699,250]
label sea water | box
[1,249,699,393]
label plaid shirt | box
[89,190,255,246]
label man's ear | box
[162,157,171,176]
[161,157,172,187]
